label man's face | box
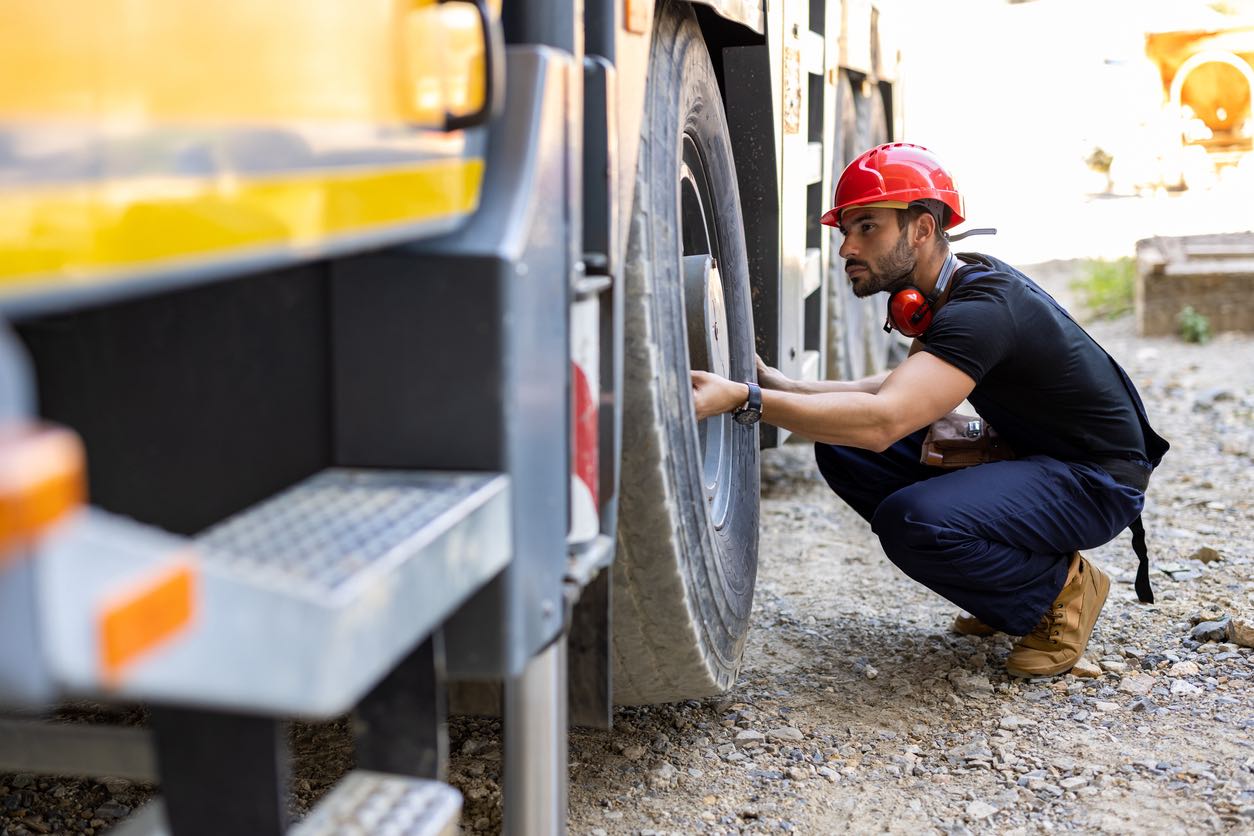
[836,207,916,298]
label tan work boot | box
[951,611,998,636]
[1006,552,1110,677]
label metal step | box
[44,470,510,716]
[292,771,461,836]
[109,772,461,836]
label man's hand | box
[755,354,793,392]
[691,371,749,421]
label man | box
[692,142,1168,677]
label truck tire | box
[612,0,760,706]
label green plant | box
[1070,257,1134,320]
[1177,305,1212,343]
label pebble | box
[965,800,996,820]
[93,802,130,820]
[1230,618,1254,649]
[1071,658,1102,678]
[767,726,805,742]
[1171,680,1203,697]
[1169,660,1201,677]
[622,744,647,761]
[1191,620,1230,643]
[1119,673,1155,696]
[1094,701,1119,712]
[649,762,678,788]
[949,672,994,696]
[1099,660,1129,674]
[735,729,765,748]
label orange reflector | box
[99,560,196,683]
[0,424,86,563]
[625,0,649,34]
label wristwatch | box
[732,382,762,426]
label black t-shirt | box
[918,253,1161,465]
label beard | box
[846,231,915,298]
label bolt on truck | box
[0,0,902,832]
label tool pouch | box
[920,412,1016,468]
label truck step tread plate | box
[109,772,461,836]
[291,771,461,836]
[42,471,510,717]
[198,470,498,594]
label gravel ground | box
[2,260,1251,835]
[452,261,1254,835]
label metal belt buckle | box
[965,420,982,439]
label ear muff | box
[884,286,934,338]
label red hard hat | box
[820,142,965,230]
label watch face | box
[733,409,760,426]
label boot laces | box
[1029,602,1065,646]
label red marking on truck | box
[572,361,598,507]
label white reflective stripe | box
[569,475,598,544]
[568,296,600,545]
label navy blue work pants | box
[814,430,1146,635]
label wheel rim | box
[679,133,735,530]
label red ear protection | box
[884,286,934,338]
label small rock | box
[1060,776,1089,790]
[1119,673,1155,696]
[949,672,994,696]
[649,762,678,788]
[1171,679,1202,697]
[94,802,130,820]
[98,777,132,796]
[1071,658,1102,678]
[999,715,1032,730]
[865,665,879,680]
[1169,660,1201,677]
[786,766,809,781]
[767,726,805,742]
[735,729,765,748]
[965,800,996,820]
[817,766,841,782]
[622,744,647,761]
[1099,660,1128,674]
[1191,620,1230,643]
[1229,618,1254,649]
[1188,547,1222,564]
[9,775,33,789]
[1094,701,1119,712]
[1130,697,1157,713]
[650,733,671,753]
[1193,386,1235,408]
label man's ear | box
[913,211,936,246]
